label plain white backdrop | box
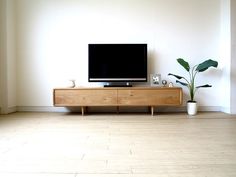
[1,0,235,113]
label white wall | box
[15,0,222,109]
[220,0,231,113]
[7,0,17,112]
[0,0,17,114]
[231,0,236,114]
[219,0,236,114]
[0,0,7,113]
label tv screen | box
[88,44,147,83]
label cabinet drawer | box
[117,89,182,106]
[54,89,117,106]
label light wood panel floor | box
[0,112,236,177]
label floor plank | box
[0,112,235,177]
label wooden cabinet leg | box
[151,106,154,116]
[81,106,84,116]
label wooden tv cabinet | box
[53,87,182,115]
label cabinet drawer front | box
[54,89,117,106]
[117,89,182,106]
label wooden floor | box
[0,112,236,177]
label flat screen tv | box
[88,44,147,86]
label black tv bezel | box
[88,43,148,83]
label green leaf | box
[168,73,185,80]
[196,59,218,72]
[177,58,190,72]
[196,84,212,88]
[176,80,188,86]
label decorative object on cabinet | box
[69,79,76,88]
[150,74,161,86]
[162,80,167,87]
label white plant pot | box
[187,102,197,116]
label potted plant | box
[168,58,218,115]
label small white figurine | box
[169,82,174,87]
[69,79,76,88]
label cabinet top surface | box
[54,86,182,90]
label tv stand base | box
[104,82,132,87]
[104,84,132,87]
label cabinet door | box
[54,89,117,106]
[117,88,182,106]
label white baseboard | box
[17,106,71,112]
[198,106,222,112]
[221,106,231,114]
[230,106,236,114]
[16,106,222,113]
[8,106,17,113]
[0,106,17,114]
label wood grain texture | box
[117,88,182,106]
[0,112,236,176]
[54,89,117,106]
[53,87,182,115]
